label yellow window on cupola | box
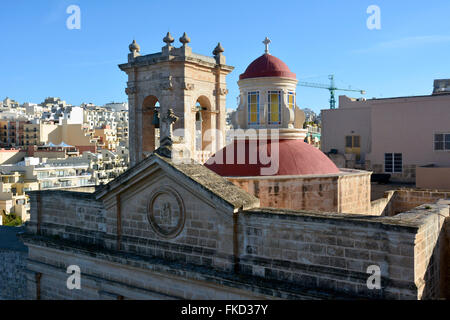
[248,92,260,125]
[268,91,281,124]
[288,92,295,110]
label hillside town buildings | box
[0,96,130,225]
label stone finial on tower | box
[162,32,175,56]
[213,42,226,65]
[163,32,174,46]
[128,39,141,61]
[263,37,271,54]
[213,43,224,56]
[129,39,140,53]
[179,32,191,46]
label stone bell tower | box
[119,33,234,166]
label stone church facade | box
[18,34,450,300]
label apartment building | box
[34,161,94,190]
[83,106,129,148]
[321,79,450,185]
[0,170,39,222]
[82,149,128,185]
[0,120,27,147]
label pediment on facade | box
[95,153,259,214]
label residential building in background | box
[321,80,450,186]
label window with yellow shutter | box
[288,92,295,110]
[247,92,260,125]
[268,91,281,124]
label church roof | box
[239,54,296,80]
[95,152,259,211]
[205,139,340,177]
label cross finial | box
[263,37,271,54]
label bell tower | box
[119,33,234,166]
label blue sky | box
[1,0,450,113]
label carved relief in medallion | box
[147,188,185,238]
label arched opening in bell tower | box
[142,95,160,153]
[194,96,213,155]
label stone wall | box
[337,170,371,214]
[239,204,449,300]
[228,170,371,214]
[229,175,338,213]
[370,191,395,216]
[0,226,28,300]
[388,189,450,216]
[101,171,236,274]
[27,190,106,246]
[22,188,450,300]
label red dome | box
[205,139,340,177]
[239,54,296,80]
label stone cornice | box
[119,53,234,73]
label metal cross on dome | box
[263,37,271,54]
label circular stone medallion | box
[147,188,185,239]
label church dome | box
[205,139,340,177]
[239,54,296,80]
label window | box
[268,91,281,124]
[345,135,360,148]
[345,136,353,148]
[287,92,295,110]
[247,92,260,125]
[385,153,402,173]
[353,136,360,148]
[434,133,450,151]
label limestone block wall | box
[409,205,448,299]
[337,171,371,214]
[370,191,395,216]
[27,191,106,247]
[388,189,450,216]
[228,170,371,214]
[238,204,449,299]
[25,244,273,300]
[101,172,236,274]
[229,176,338,212]
[21,188,450,300]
